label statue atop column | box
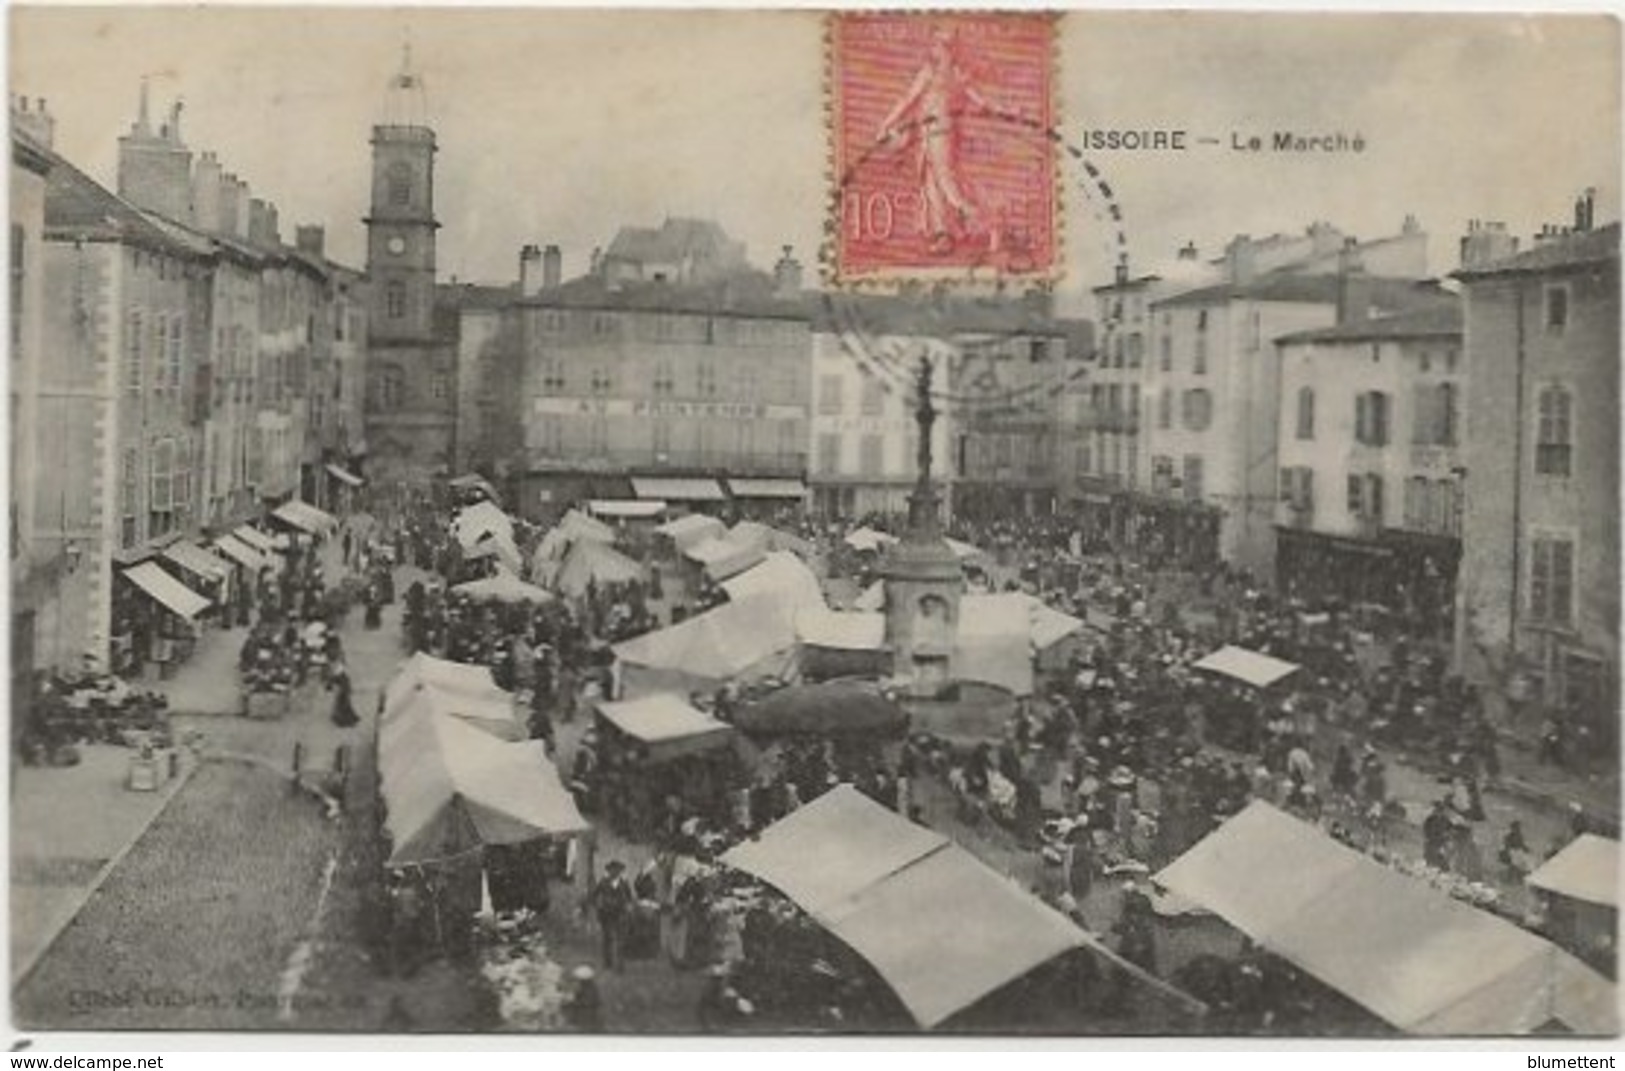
[908,353,941,535]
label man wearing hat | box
[588,860,635,971]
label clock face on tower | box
[386,236,407,256]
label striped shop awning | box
[163,541,231,584]
[122,561,211,620]
[629,476,725,502]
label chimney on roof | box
[1177,241,1199,262]
[589,246,603,277]
[773,244,803,297]
[1574,188,1597,233]
[1226,235,1257,284]
[191,153,221,232]
[519,244,543,297]
[1307,220,1342,257]
[12,95,55,148]
[1402,214,1422,236]
[1335,237,1371,326]
[1114,258,1129,286]
[1459,219,1517,269]
[296,225,325,259]
[542,244,562,290]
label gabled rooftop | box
[1454,222,1619,279]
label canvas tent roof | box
[1155,801,1617,1035]
[453,501,514,547]
[465,529,523,574]
[655,512,727,550]
[453,570,556,605]
[721,785,1087,1027]
[796,606,886,651]
[852,581,886,612]
[595,692,734,762]
[379,712,587,866]
[844,526,898,553]
[613,594,798,696]
[721,551,825,628]
[682,534,767,582]
[380,682,525,744]
[1193,645,1301,688]
[1528,835,1620,908]
[383,653,503,717]
[553,539,644,599]
[956,593,1035,697]
[272,498,338,535]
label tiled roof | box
[519,270,809,320]
[41,146,210,260]
[1153,271,1454,313]
[604,217,741,266]
[1454,223,1619,279]
[1276,302,1462,345]
[807,289,1066,336]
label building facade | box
[14,85,365,674]
[1453,218,1620,731]
[11,112,54,713]
[1143,266,1454,576]
[1274,304,1465,631]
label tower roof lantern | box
[380,40,430,130]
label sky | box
[10,7,1620,302]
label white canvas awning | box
[613,594,798,697]
[631,476,724,502]
[1193,645,1301,688]
[595,692,734,762]
[722,552,825,630]
[233,524,279,554]
[379,713,588,866]
[727,477,807,499]
[453,570,556,605]
[163,541,230,584]
[796,606,886,651]
[272,498,339,535]
[1157,802,1617,1035]
[588,499,666,518]
[326,463,364,487]
[654,512,727,550]
[722,786,1088,1028]
[122,561,210,620]
[383,653,504,718]
[214,534,271,573]
[843,526,898,553]
[682,535,767,582]
[1528,835,1620,909]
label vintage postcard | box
[7,5,1620,1042]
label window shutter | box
[1355,393,1369,444]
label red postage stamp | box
[829,11,1059,283]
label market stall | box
[383,652,504,715]
[271,498,340,538]
[612,594,798,699]
[682,534,766,586]
[551,539,644,600]
[590,692,740,833]
[794,607,889,682]
[1156,801,1618,1035]
[380,679,526,744]
[116,560,211,679]
[1528,834,1619,976]
[720,552,825,633]
[453,569,557,606]
[654,513,727,556]
[720,785,1093,1030]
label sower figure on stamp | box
[875,27,996,254]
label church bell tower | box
[365,44,439,343]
